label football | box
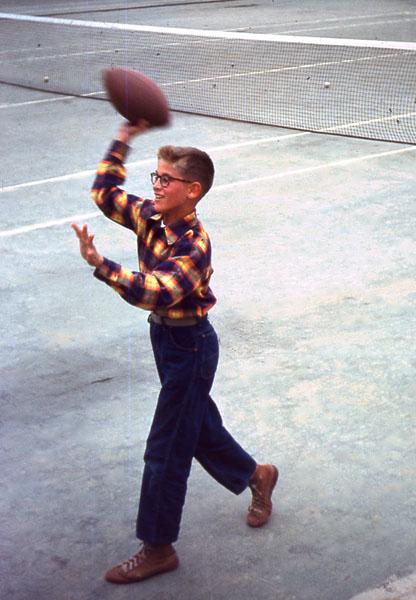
[103,67,170,127]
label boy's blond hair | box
[158,146,214,199]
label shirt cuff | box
[93,257,121,283]
[108,139,131,162]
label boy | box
[72,121,278,584]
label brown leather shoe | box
[104,543,179,584]
[247,464,279,528]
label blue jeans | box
[136,317,256,544]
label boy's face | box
[152,159,200,225]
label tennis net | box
[1,12,415,144]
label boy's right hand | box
[116,119,150,144]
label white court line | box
[0,89,105,109]
[230,11,415,32]
[0,43,412,110]
[0,211,102,238]
[216,145,416,192]
[0,157,155,194]
[0,48,121,64]
[273,16,416,36]
[0,44,67,55]
[209,131,311,152]
[1,144,415,238]
[0,95,76,109]
[0,42,95,56]
[162,50,409,88]
[1,12,415,50]
[0,38,213,62]
[0,169,96,193]
[0,90,105,109]
[1,121,415,195]
[326,110,416,132]
[2,50,406,106]
[0,135,308,194]
[0,45,409,110]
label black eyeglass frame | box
[150,172,192,188]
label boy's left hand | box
[71,223,104,268]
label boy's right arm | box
[91,121,150,232]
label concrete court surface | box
[1,2,416,599]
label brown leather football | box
[103,67,170,127]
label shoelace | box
[121,547,146,573]
[249,483,268,513]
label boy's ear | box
[188,181,202,201]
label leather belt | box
[149,313,200,327]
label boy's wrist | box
[93,254,104,268]
[116,124,130,144]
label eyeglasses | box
[150,172,192,188]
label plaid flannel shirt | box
[91,140,217,318]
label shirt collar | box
[151,211,198,245]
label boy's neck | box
[162,206,196,226]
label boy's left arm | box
[93,232,211,312]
